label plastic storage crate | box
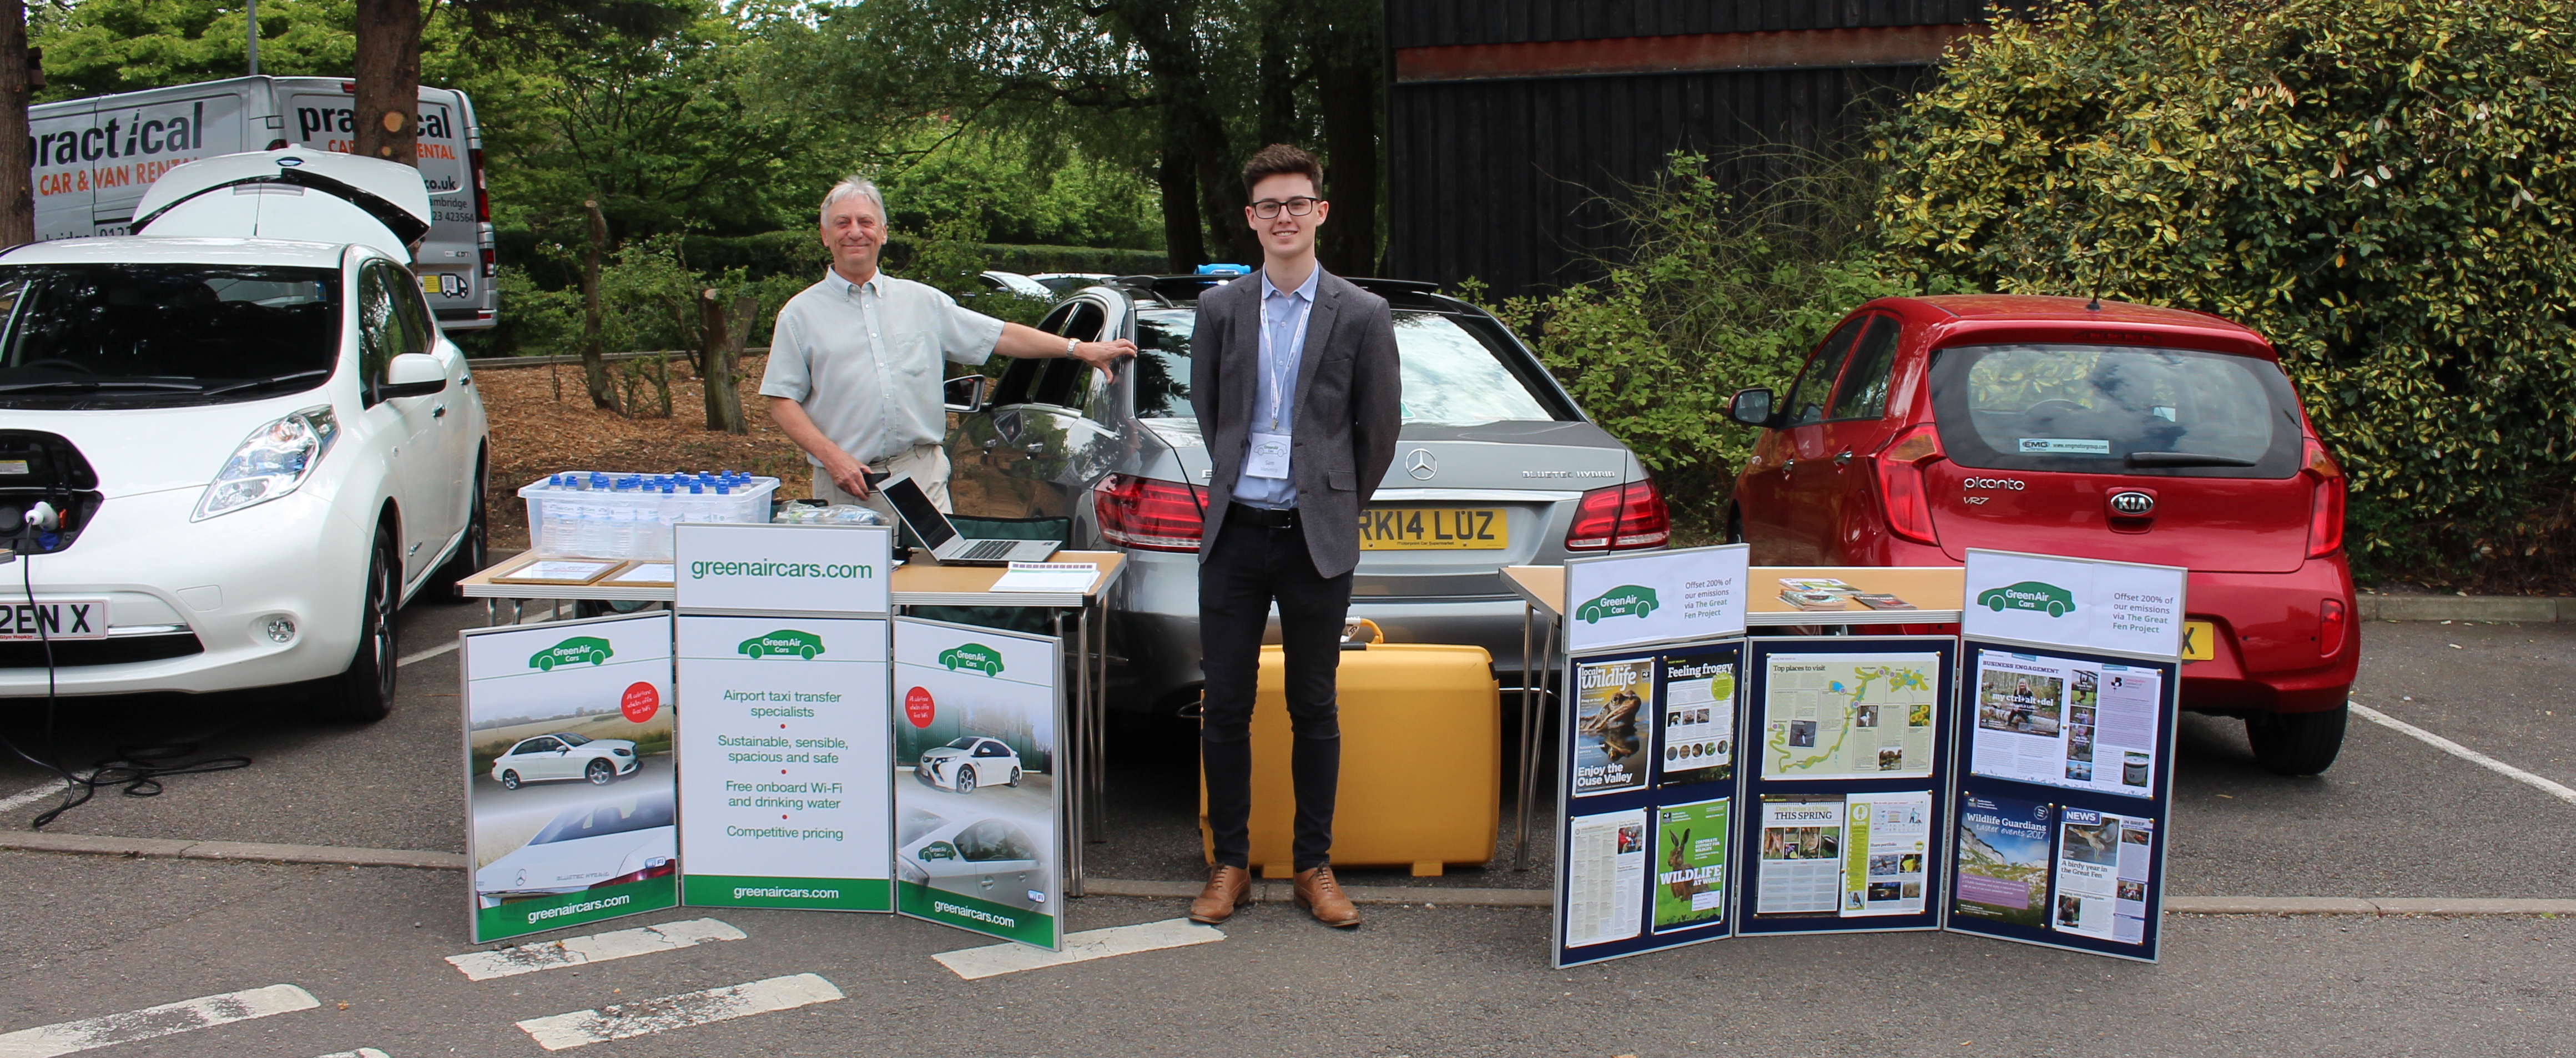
[520,471,779,559]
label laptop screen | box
[879,477,958,548]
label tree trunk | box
[1316,2,1381,276]
[0,0,29,249]
[1257,14,1295,148]
[1157,124,1204,271]
[699,288,752,435]
[1191,107,1257,265]
[579,200,619,412]
[351,0,421,167]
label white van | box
[26,75,498,329]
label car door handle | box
[1833,450,1852,466]
[1781,459,1795,473]
[433,405,447,419]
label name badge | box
[1247,432,1292,480]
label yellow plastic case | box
[1200,636,1501,877]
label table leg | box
[1513,612,1554,872]
[1057,608,1084,897]
[484,598,496,627]
[1515,603,1534,868]
[1093,598,1108,840]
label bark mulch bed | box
[476,355,813,549]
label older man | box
[763,175,1133,513]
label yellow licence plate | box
[2181,621,2216,662]
[1358,507,1508,550]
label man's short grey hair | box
[820,177,887,225]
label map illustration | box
[1761,653,1941,781]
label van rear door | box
[278,79,492,328]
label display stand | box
[1945,550,2186,963]
[459,549,1126,893]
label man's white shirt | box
[759,269,1004,466]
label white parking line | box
[395,641,458,668]
[0,776,73,814]
[445,918,745,981]
[933,918,1224,980]
[315,1050,391,1058]
[0,984,318,1058]
[514,974,843,1051]
[2353,701,2576,807]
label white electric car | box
[894,812,1046,912]
[0,149,490,721]
[475,792,676,906]
[490,732,639,788]
[913,735,1022,794]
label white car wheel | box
[499,769,520,790]
[955,765,976,795]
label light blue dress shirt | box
[1232,266,1321,510]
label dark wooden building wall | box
[1383,2,1995,298]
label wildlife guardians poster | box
[1572,659,1652,797]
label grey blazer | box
[1189,268,1403,579]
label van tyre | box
[436,459,490,603]
[2247,704,2347,777]
[310,525,399,723]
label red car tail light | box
[589,859,675,889]
[1873,424,1945,546]
[2303,438,2345,558]
[2317,597,2347,656]
[1565,479,1670,551]
[1095,474,1205,552]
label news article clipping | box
[2054,808,2155,943]
[1572,659,1654,797]
[1761,653,1940,782]
[1753,792,1930,919]
[1565,808,1649,946]
[1658,654,1735,787]
[1969,649,2160,798]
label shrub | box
[1468,152,1919,534]
[1876,0,2576,587]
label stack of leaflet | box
[1778,577,1856,612]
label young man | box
[762,175,1132,516]
[1187,144,1403,928]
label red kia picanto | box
[1726,295,2356,775]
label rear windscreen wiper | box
[0,379,204,394]
[199,370,330,397]
[2125,451,2258,468]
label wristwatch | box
[1065,336,1080,358]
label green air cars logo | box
[1576,585,1660,624]
[1978,581,2076,618]
[739,629,825,660]
[939,643,1005,676]
[529,636,613,671]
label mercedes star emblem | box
[1405,449,1438,480]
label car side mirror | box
[942,374,989,414]
[378,353,447,400]
[1727,387,1775,427]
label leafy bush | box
[1876,0,2576,587]
[1467,152,1920,533]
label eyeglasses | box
[1251,197,1321,219]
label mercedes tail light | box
[1095,474,1205,552]
[2317,597,2348,656]
[589,858,674,889]
[1873,424,1945,546]
[2303,437,2345,558]
[470,147,491,223]
[1565,479,1669,551]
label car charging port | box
[0,430,104,556]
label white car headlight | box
[193,405,339,521]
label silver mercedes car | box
[943,275,1667,715]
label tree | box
[0,0,29,246]
[351,0,419,166]
[1876,0,2576,582]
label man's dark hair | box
[1241,144,1325,195]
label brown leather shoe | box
[1189,863,1252,924]
[1292,865,1360,928]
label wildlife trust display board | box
[460,612,678,943]
[1951,550,2185,964]
[674,523,895,914]
[1547,547,2183,966]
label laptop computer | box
[877,475,1062,566]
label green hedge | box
[1876,0,2576,586]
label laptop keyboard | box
[959,539,1020,561]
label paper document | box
[607,562,675,585]
[990,561,1100,593]
[1967,648,2160,798]
[1565,808,1647,946]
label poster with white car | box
[892,617,1062,950]
[461,613,677,943]
[674,614,893,911]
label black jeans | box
[1199,505,1352,871]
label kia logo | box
[2109,491,2155,516]
[1405,449,1437,480]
